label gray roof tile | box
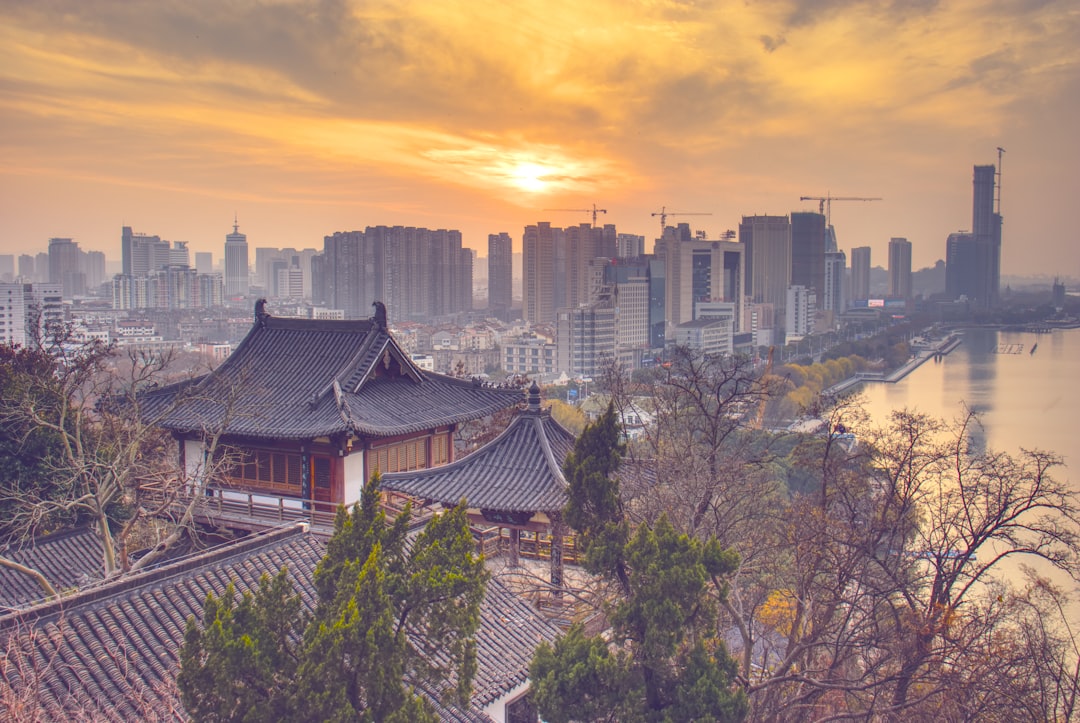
[381,409,576,513]
[0,524,560,721]
[146,311,523,440]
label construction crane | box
[543,204,608,227]
[651,207,712,236]
[799,194,881,228]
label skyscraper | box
[663,232,744,333]
[523,222,557,324]
[739,215,791,317]
[48,237,84,297]
[823,250,847,313]
[488,232,513,320]
[850,246,871,302]
[972,164,1002,308]
[945,164,1002,309]
[790,212,827,301]
[224,220,249,297]
[122,226,170,277]
[888,237,912,300]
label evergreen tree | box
[534,407,748,722]
[178,473,488,721]
[562,402,629,588]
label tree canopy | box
[531,404,748,722]
[178,473,489,722]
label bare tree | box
[740,407,1080,722]
[0,336,244,591]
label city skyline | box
[2,1,1078,278]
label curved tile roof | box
[0,524,561,721]
[381,409,576,514]
[0,528,104,611]
[146,309,523,440]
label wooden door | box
[312,456,333,504]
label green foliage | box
[178,473,488,722]
[562,402,629,580]
[530,624,635,723]
[0,345,73,539]
[542,408,747,722]
[177,568,301,722]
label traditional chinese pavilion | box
[381,382,577,588]
[147,301,523,514]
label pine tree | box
[533,406,748,722]
[178,473,488,721]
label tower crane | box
[542,204,608,226]
[798,194,881,228]
[651,207,712,236]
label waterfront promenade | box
[823,334,963,397]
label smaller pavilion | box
[381,382,576,591]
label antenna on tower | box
[995,147,1005,215]
[233,212,239,234]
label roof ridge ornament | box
[372,300,387,330]
[527,381,541,412]
[254,298,268,325]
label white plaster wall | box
[343,451,366,504]
[183,439,205,488]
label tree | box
[738,407,1080,722]
[178,473,489,721]
[531,407,747,722]
[0,334,240,590]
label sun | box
[509,162,552,193]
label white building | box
[675,318,733,357]
[785,285,816,342]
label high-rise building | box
[616,233,645,258]
[556,302,615,378]
[945,163,1003,309]
[523,222,558,324]
[487,233,513,319]
[48,237,85,297]
[322,230,377,318]
[0,283,26,346]
[823,251,847,313]
[121,226,170,277]
[888,237,913,299]
[18,254,35,282]
[195,252,213,275]
[83,250,106,290]
[739,215,791,317]
[785,285,816,342]
[224,220,249,297]
[663,229,744,334]
[850,246,871,302]
[0,255,14,283]
[790,212,827,301]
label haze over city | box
[2,0,1078,277]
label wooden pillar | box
[549,512,564,599]
[509,527,520,567]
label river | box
[856,326,1080,610]
[858,327,1079,475]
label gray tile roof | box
[145,310,523,441]
[0,524,560,721]
[381,408,576,514]
[0,527,104,612]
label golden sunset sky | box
[1,0,1077,276]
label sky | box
[1,0,1078,277]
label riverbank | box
[823,334,962,397]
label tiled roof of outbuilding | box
[0,527,104,612]
[0,524,559,721]
[144,308,523,440]
[381,405,575,514]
